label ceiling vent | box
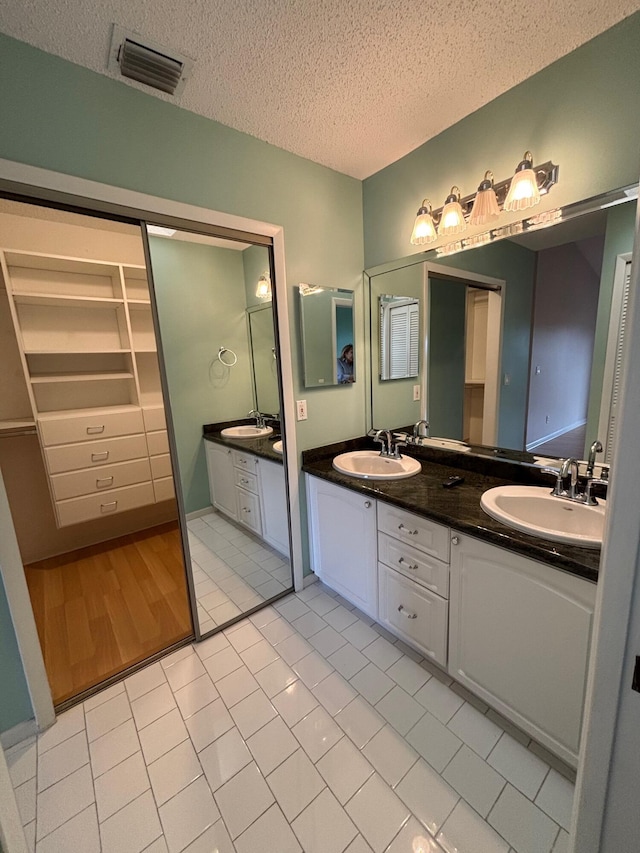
[108,25,192,97]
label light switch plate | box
[413,385,421,401]
[296,400,308,420]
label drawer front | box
[378,502,450,563]
[232,450,258,472]
[236,487,262,535]
[142,406,167,432]
[39,408,144,446]
[378,531,449,598]
[153,476,175,502]
[45,434,148,474]
[150,453,172,480]
[146,430,169,456]
[56,481,155,527]
[234,468,258,494]
[50,458,152,501]
[378,564,448,666]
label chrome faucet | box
[412,419,430,443]
[248,409,265,428]
[586,439,603,477]
[560,457,580,500]
[372,428,406,458]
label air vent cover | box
[108,25,192,97]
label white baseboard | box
[185,506,214,521]
[1,719,39,750]
[526,419,587,451]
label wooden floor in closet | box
[25,522,193,706]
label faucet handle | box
[540,466,565,496]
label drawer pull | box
[86,425,105,435]
[398,523,418,536]
[398,557,418,571]
[91,452,109,462]
[451,536,460,545]
[364,500,372,508]
[397,605,418,620]
[242,507,251,514]
[240,478,249,486]
[96,476,114,488]
[100,501,118,513]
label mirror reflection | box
[368,187,637,465]
[147,229,292,636]
[379,294,420,380]
[299,284,355,386]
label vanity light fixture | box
[410,199,438,245]
[469,171,501,226]
[503,151,541,212]
[438,187,466,236]
[255,272,272,299]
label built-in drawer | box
[150,453,172,480]
[377,502,450,563]
[146,429,169,456]
[55,481,155,527]
[38,407,144,447]
[378,563,448,666]
[232,450,258,472]
[153,476,175,502]
[50,458,152,501]
[142,406,167,432]
[236,487,262,535]
[44,434,148,474]
[378,531,449,598]
[234,468,258,494]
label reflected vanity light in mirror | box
[299,283,355,388]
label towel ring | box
[218,346,237,366]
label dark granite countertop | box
[302,437,601,584]
[203,419,284,464]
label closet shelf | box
[127,299,152,306]
[30,372,135,384]
[24,348,132,355]
[12,292,125,308]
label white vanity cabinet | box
[205,442,237,520]
[306,475,378,618]
[259,457,289,555]
[448,532,596,766]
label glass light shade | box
[438,200,466,235]
[504,153,541,212]
[469,187,500,226]
[256,274,272,299]
[410,201,437,244]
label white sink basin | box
[332,450,421,480]
[221,425,273,439]
[480,485,606,549]
[272,440,283,454]
[419,437,471,453]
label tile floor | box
[187,510,292,634]
[7,581,574,853]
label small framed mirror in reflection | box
[299,283,355,387]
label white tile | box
[210,601,243,626]
[255,658,298,697]
[240,639,280,673]
[489,784,559,853]
[552,829,570,853]
[345,836,374,853]
[194,632,230,661]
[306,591,340,616]
[386,656,431,695]
[226,621,263,652]
[148,739,203,806]
[159,776,220,853]
[36,804,100,853]
[292,611,327,638]
[246,715,297,775]
[335,696,385,749]
[396,759,459,836]
[38,705,85,754]
[328,644,369,679]
[292,651,334,688]
[202,646,243,681]
[249,605,279,628]
[174,675,219,720]
[95,752,150,822]
[84,682,125,713]
[309,626,347,657]
[276,633,314,665]
[141,837,169,853]
[345,773,411,853]
[292,705,342,762]
[181,820,234,853]
[406,712,463,773]
[276,597,311,622]
[535,769,575,831]
[313,671,358,716]
[342,620,379,650]
[260,615,296,644]
[447,703,502,759]
[164,654,206,693]
[292,787,358,853]
[443,745,506,818]
[487,733,550,799]
[266,749,325,821]
[216,666,259,707]
[414,677,464,724]
[6,738,37,788]
[214,761,274,838]
[350,663,395,705]
[375,685,425,736]
[235,803,301,853]
[185,698,233,752]
[36,764,95,841]
[363,724,418,787]
[438,799,509,853]
[362,636,403,671]
[37,730,89,792]
[316,736,374,804]
[199,727,252,791]
[386,817,443,853]
[125,663,167,702]
[14,777,36,826]
[89,719,140,778]
[230,689,277,738]
[138,708,188,764]
[85,693,132,743]
[272,680,319,727]
[323,604,360,632]
[131,684,177,731]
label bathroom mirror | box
[299,284,355,387]
[379,294,420,380]
[367,184,638,464]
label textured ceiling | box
[2,1,640,178]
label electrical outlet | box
[535,365,542,375]
[413,385,421,401]
[296,399,308,421]
[503,373,511,386]
[545,415,550,424]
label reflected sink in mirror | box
[418,437,471,453]
[333,450,421,480]
[481,485,606,549]
[220,425,274,439]
[272,440,283,453]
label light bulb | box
[504,151,541,212]
[255,274,271,299]
[410,199,437,244]
[438,187,466,236]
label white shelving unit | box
[1,249,175,527]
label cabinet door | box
[306,475,377,618]
[449,532,596,766]
[204,442,237,520]
[236,487,262,535]
[259,458,289,556]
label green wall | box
[0,572,31,733]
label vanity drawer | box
[235,468,258,494]
[153,476,175,502]
[39,408,144,446]
[378,564,448,666]
[232,450,258,472]
[55,481,155,527]
[142,406,167,432]
[236,487,262,535]
[50,458,152,500]
[150,453,172,480]
[44,434,148,474]
[146,429,169,456]
[378,502,450,563]
[378,532,449,598]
